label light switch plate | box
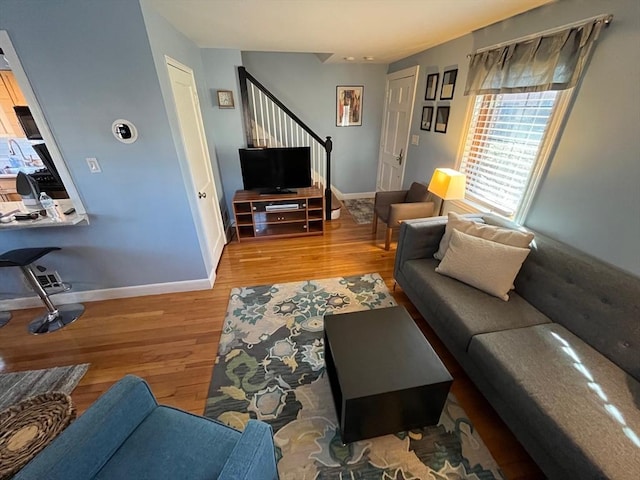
[86,157,102,173]
[411,134,420,146]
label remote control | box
[14,212,39,221]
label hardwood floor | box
[0,212,544,479]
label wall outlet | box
[37,271,63,289]
[411,134,420,146]
[22,266,63,291]
[86,157,102,173]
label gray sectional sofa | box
[394,214,640,480]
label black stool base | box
[28,304,85,335]
[0,311,10,328]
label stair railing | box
[238,66,332,220]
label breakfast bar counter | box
[0,199,88,230]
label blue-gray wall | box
[0,0,207,298]
[241,52,388,194]
[1,0,636,304]
[390,0,640,276]
[390,35,473,187]
[199,49,246,216]
[140,2,226,206]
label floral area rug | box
[205,273,503,479]
[343,198,374,224]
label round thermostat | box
[112,119,138,144]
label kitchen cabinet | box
[0,176,20,201]
[0,71,27,137]
[0,71,27,105]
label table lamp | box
[427,168,466,216]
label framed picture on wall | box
[424,73,439,101]
[420,106,434,131]
[336,85,363,126]
[440,69,458,100]
[435,106,450,133]
[216,90,235,108]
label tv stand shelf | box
[233,187,325,241]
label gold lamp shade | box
[427,168,466,215]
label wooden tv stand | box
[232,187,325,241]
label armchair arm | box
[15,375,157,480]
[218,420,279,480]
[387,201,435,225]
[394,217,448,273]
[374,190,408,218]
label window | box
[458,90,568,220]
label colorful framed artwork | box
[440,69,458,100]
[424,73,439,101]
[336,85,363,126]
[421,106,434,131]
[435,106,450,133]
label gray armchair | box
[372,182,435,250]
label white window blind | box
[459,91,559,216]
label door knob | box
[198,192,207,199]
[396,148,404,165]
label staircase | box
[237,67,337,220]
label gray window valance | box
[464,17,609,95]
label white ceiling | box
[147,0,553,64]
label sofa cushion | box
[436,229,530,301]
[95,406,241,480]
[434,212,533,260]
[515,232,640,382]
[469,323,640,480]
[402,258,551,350]
[405,182,430,203]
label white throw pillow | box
[434,212,534,260]
[434,212,474,260]
[435,229,531,301]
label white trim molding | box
[2,277,214,311]
[331,185,375,200]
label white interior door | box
[166,58,225,279]
[376,66,419,191]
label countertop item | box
[0,392,76,479]
[0,199,87,230]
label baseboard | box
[208,267,217,287]
[331,186,376,200]
[3,277,214,311]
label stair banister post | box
[325,136,332,221]
[237,67,254,147]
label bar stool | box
[0,247,85,334]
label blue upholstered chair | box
[14,375,279,480]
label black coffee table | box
[324,305,453,443]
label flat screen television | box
[239,147,312,194]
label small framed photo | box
[440,69,458,100]
[336,85,363,127]
[216,90,235,108]
[435,106,450,133]
[420,106,434,131]
[424,73,439,101]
